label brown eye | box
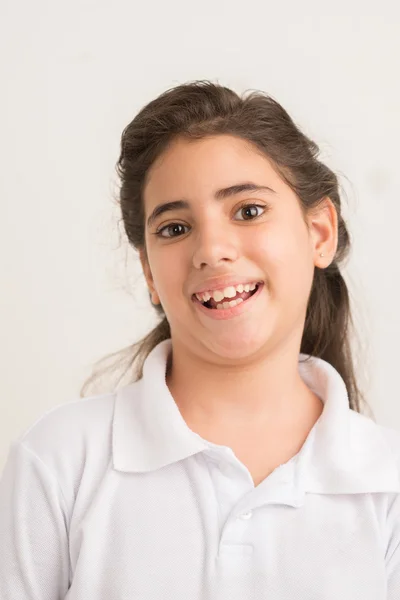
[235,204,265,221]
[156,223,189,238]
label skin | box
[139,134,338,439]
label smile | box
[192,282,264,320]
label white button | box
[239,511,253,520]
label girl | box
[1,81,400,599]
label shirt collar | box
[113,339,400,496]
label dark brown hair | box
[80,80,371,417]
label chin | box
[203,330,269,363]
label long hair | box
[80,80,370,417]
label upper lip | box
[191,275,264,296]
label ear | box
[139,248,160,305]
[306,197,338,268]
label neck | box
[166,339,323,433]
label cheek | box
[148,248,185,305]
[255,226,313,297]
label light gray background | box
[1,0,399,470]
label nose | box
[192,224,239,270]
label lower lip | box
[192,283,264,320]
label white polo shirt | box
[1,339,400,599]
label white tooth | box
[216,303,224,309]
[236,298,244,304]
[222,302,231,310]
[244,284,250,292]
[196,293,203,302]
[249,283,256,291]
[229,299,239,308]
[212,290,225,302]
[236,284,244,293]
[223,286,237,299]
[203,292,211,302]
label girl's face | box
[140,134,336,363]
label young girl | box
[1,81,400,599]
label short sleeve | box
[0,441,70,599]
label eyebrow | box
[146,182,276,228]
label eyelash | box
[154,203,268,239]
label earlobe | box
[150,290,161,305]
[308,198,338,266]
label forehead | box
[143,135,284,199]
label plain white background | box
[1,0,399,470]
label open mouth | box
[194,282,262,310]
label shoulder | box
[377,422,400,467]
[9,391,118,503]
[349,409,400,455]
[346,410,400,489]
[373,423,400,573]
[17,391,117,453]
